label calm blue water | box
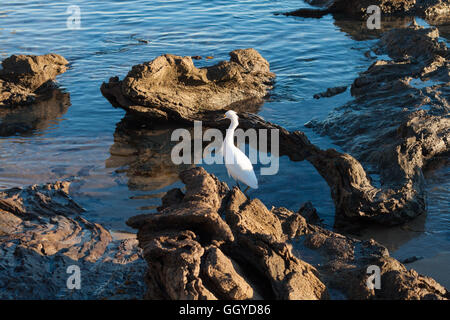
[0,1,448,285]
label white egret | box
[221,110,258,192]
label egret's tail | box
[247,170,258,189]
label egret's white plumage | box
[222,110,258,189]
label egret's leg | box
[243,186,250,197]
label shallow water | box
[0,1,448,286]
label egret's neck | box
[225,118,238,142]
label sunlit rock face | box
[101,48,274,123]
[0,54,68,107]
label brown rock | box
[101,48,275,122]
[313,86,347,99]
[225,187,329,300]
[127,167,329,300]
[0,181,146,299]
[274,201,449,299]
[307,24,449,226]
[128,167,449,300]
[0,54,68,107]
[202,246,258,300]
[140,229,216,300]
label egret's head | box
[224,110,238,121]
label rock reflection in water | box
[106,115,194,192]
[0,89,70,136]
[333,15,414,41]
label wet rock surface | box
[128,167,449,300]
[0,181,146,299]
[0,54,68,107]
[287,0,450,25]
[101,48,275,123]
[307,24,449,225]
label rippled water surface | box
[0,1,448,286]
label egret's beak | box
[215,114,227,122]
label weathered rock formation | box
[0,54,68,107]
[285,0,450,25]
[107,76,439,227]
[307,24,449,225]
[0,182,146,299]
[127,167,328,300]
[128,167,449,300]
[104,26,448,227]
[101,48,275,123]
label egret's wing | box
[230,147,258,189]
[232,147,254,170]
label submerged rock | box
[313,86,347,99]
[127,167,449,300]
[0,181,146,299]
[101,48,275,122]
[0,54,68,107]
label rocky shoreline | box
[307,23,449,225]
[0,6,449,300]
[0,182,146,299]
[285,0,450,25]
[127,167,448,300]
[0,169,447,299]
